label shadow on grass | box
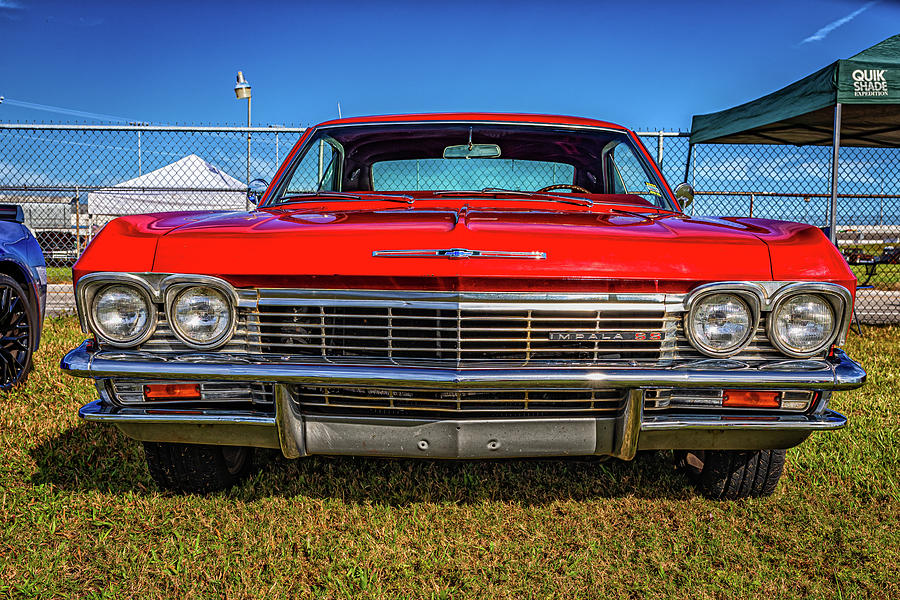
[31,422,697,503]
[29,423,154,494]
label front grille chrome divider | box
[292,385,628,418]
[249,289,687,366]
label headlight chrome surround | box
[165,283,236,349]
[76,273,240,350]
[684,282,851,359]
[87,282,157,347]
[684,286,761,358]
[767,289,842,358]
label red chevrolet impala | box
[62,113,865,498]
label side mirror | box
[674,183,694,210]
[247,178,268,206]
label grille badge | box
[549,331,663,341]
[373,248,546,259]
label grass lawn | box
[45,267,72,285]
[850,264,900,289]
[841,244,900,289]
[1,317,898,598]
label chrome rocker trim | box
[61,341,866,391]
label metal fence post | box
[656,132,664,168]
[74,186,80,255]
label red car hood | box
[74,199,855,293]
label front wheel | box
[143,442,256,494]
[677,449,787,499]
[0,273,35,390]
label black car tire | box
[676,449,787,500]
[0,273,35,390]
[143,442,256,494]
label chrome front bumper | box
[63,342,865,459]
[62,341,865,391]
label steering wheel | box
[537,184,591,194]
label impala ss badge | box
[373,248,546,259]
[549,331,663,341]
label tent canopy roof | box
[86,154,247,216]
[103,154,245,190]
[690,35,900,147]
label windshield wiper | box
[432,188,592,207]
[482,188,593,206]
[277,192,413,205]
[609,208,653,221]
[609,207,668,221]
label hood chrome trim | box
[373,248,546,259]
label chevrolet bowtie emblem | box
[372,248,546,259]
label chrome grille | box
[644,389,724,410]
[294,385,627,418]
[643,389,815,412]
[110,379,274,406]
[249,291,680,365]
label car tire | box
[0,273,35,390]
[143,442,256,494]
[676,449,787,500]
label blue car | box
[0,204,46,388]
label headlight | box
[169,286,233,348]
[769,294,835,357]
[687,293,754,356]
[91,284,154,346]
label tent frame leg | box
[829,103,841,245]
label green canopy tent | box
[688,34,900,242]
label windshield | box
[268,123,674,209]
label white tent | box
[87,154,247,216]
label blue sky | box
[0,0,898,129]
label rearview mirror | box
[674,182,694,210]
[247,178,268,205]
[443,144,501,159]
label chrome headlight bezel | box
[87,282,157,347]
[76,273,240,350]
[767,290,841,358]
[164,283,236,350]
[684,288,760,358]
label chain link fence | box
[679,136,900,325]
[0,124,896,324]
[0,124,304,316]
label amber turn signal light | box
[143,383,201,401]
[722,390,780,408]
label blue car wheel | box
[0,273,34,389]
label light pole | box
[234,71,251,207]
